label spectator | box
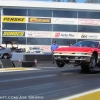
[69,42,72,47]
[51,41,59,63]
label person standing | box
[51,41,59,63]
[69,42,72,47]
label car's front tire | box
[2,54,9,59]
[56,60,65,68]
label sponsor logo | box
[54,18,77,24]
[28,32,33,36]
[2,31,25,36]
[55,32,75,38]
[55,32,60,37]
[26,31,51,37]
[2,16,26,23]
[29,18,51,23]
[81,34,97,38]
[55,18,74,23]
[79,19,100,25]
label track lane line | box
[58,88,100,100]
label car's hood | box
[54,46,96,53]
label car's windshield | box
[72,41,99,48]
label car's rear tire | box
[2,54,9,59]
[89,54,97,68]
[56,60,65,68]
[81,54,97,71]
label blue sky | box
[77,0,85,2]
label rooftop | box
[0,1,100,11]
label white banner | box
[26,31,51,38]
[51,18,78,25]
[77,33,100,39]
[28,45,51,52]
[78,19,100,26]
[52,32,77,39]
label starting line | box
[0,67,41,72]
[59,88,100,100]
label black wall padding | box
[0,59,14,68]
[24,55,52,61]
[22,61,35,67]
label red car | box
[53,40,100,71]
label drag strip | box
[0,63,100,100]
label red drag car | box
[53,40,100,71]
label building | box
[0,1,100,52]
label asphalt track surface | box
[0,62,100,100]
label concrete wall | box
[11,53,24,61]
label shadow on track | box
[80,70,100,74]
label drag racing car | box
[0,46,12,59]
[53,40,100,71]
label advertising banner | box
[28,45,51,52]
[51,18,78,25]
[2,31,25,36]
[2,16,26,23]
[29,17,51,23]
[77,33,100,39]
[26,31,51,38]
[52,32,77,39]
[78,19,100,26]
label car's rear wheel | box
[56,60,65,68]
[89,54,97,68]
[2,54,9,59]
[81,54,97,71]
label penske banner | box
[2,16,26,23]
[29,17,51,23]
[2,31,25,36]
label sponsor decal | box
[81,34,97,39]
[54,32,76,38]
[55,32,60,38]
[2,16,26,23]
[2,31,25,36]
[26,31,51,38]
[29,18,51,23]
[52,18,78,24]
[79,19,100,25]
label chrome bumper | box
[53,54,91,61]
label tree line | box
[52,0,100,3]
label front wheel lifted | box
[56,60,65,68]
